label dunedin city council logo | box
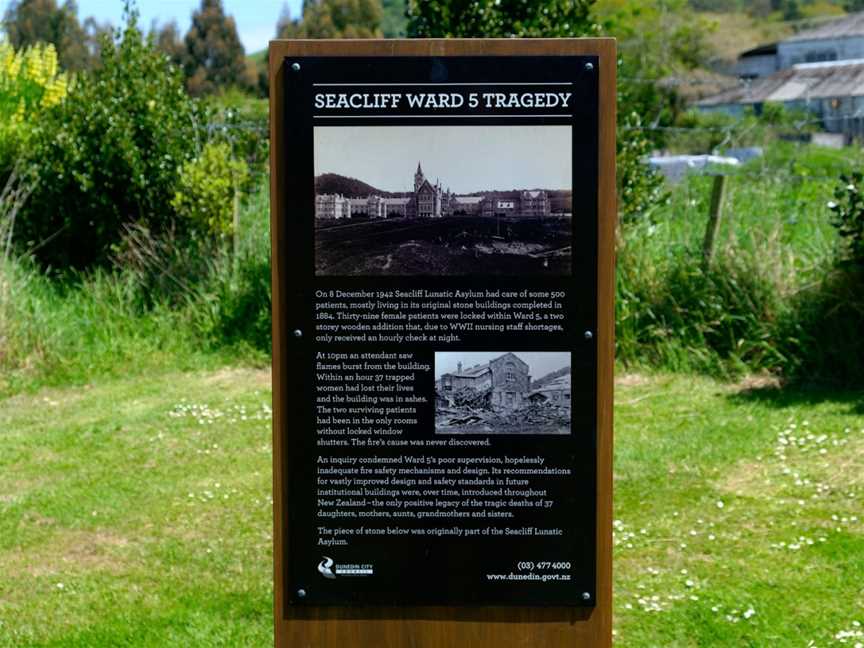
[318,556,336,579]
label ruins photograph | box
[313,125,573,276]
[434,351,571,435]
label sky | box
[314,126,572,194]
[434,352,571,382]
[0,0,301,53]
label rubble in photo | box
[435,353,571,435]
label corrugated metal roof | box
[698,59,864,106]
[784,11,864,42]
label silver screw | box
[584,330,593,340]
[297,588,307,598]
[585,62,594,72]
[291,62,301,71]
[582,591,591,601]
[293,329,302,338]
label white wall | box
[778,36,864,69]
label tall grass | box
[0,184,271,396]
[2,141,863,394]
[616,141,864,383]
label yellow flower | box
[1,43,68,118]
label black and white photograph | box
[435,351,571,435]
[314,126,573,276]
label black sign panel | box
[281,55,599,607]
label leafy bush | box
[777,266,864,385]
[171,142,248,238]
[205,90,269,180]
[828,172,864,266]
[17,11,206,268]
[617,113,670,225]
[406,0,594,37]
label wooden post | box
[232,171,240,260]
[702,174,728,269]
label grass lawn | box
[1,368,862,646]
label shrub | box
[828,172,864,266]
[171,142,248,238]
[0,42,68,170]
[617,112,670,225]
[205,90,269,181]
[17,11,206,268]
[777,266,864,385]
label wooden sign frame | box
[269,38,616,648]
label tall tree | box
[3,0,91,70]
[152,20,185,67]
[280,0,383,39]
[406,0,595,37]
[381,0,408,37]
[82,16,112,65]
[275,3,300,38]
[183,0,253,95]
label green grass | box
[0,181,272,398]
[613,373,864,646]
[0,367,274,647]
[1,368,861,646]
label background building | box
[734,12,864,79]
[315,194,351,219]
[528,375,571,407]
[701,12,864,141]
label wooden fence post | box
[702,174,728,269]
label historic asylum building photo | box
[438,352,532,411]
[434,352,572,435]
[315,162,552,220]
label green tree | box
[18,8,208,268]
[183,0,253,95]
[152,20,185,67]
[82,15,113,64]
[281,0,383,38]
[381,0,408,37]
[3,0,91,70]
[782,0,803,20]
[275,4,300,38]
[406,0,595,37]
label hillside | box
[531,365,571,390]
[315,173,393,198]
